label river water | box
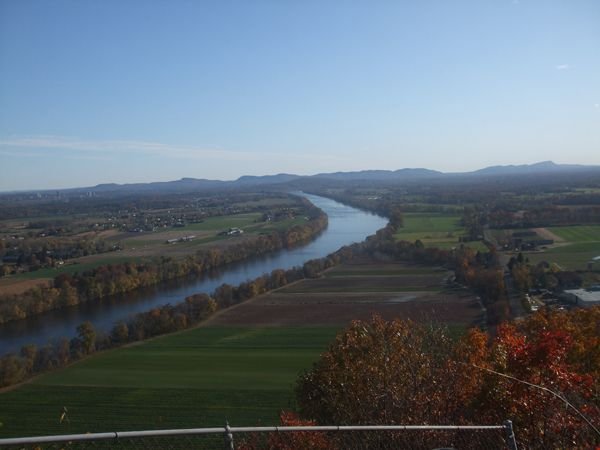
[0,194,387,355]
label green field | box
[179,213,262,232]
[393,213,486,251]
[0,326,338,438]
[526,242,600,271]
[524,225,600,270]
[547,225,600,242]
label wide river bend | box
[0,194,387,355]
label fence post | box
[225,421,234,450]
[504,420,518,450]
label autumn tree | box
[295,312,600,449]
[238,411,330,450]
[76,321,96,355]
[476,321,600,448]
[296,316,471,426]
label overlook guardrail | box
[0,421,518,449]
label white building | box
[563,289,600,308]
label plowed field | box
[208,263,483,327]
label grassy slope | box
[0,327,338,437]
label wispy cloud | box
[555,64,570,70]
[0,135,344,164]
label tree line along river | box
[0,194,388,355]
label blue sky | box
[1,0,599,190]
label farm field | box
[209,262,483,327]
[546,225,600,243]
[0,261,482,438]
[393,213,486,251]
[0,327,337,437]
[278,275,444,293]
[0,277,51,295]
[523,225,600,270]
[525,242,600,271]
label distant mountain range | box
[470,161,593,176]
[53,161,600,194]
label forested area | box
[0,236,119,275]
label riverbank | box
[0,194,387,355]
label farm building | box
[166,235,196,244]
[218,228,244,236]
[562,289,600,308]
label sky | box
[1,0,599,191]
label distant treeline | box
[0,191,289,220]
[0,205,509,388]
[0,200,327,324]
[489,205,600,229]
[0,237,119,276]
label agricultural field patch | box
[207,291,482,327]
[0,277,51,296]
[519,225,600,270]
[210,263,482,328]
[0,326,338,437]
[324,263,443,277]
[278,274,446,294]
[393,213,485,250]
[546,225,600,243]
[525,241,600,271]
[177,213,262,232]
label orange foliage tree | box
[295,311,600,449]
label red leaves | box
[237,411,330,450]
[295,309,600,449]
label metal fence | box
[0,422,518,449]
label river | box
[0,194,387,355]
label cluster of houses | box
[503,231,553,252]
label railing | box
[0,421,518,449]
